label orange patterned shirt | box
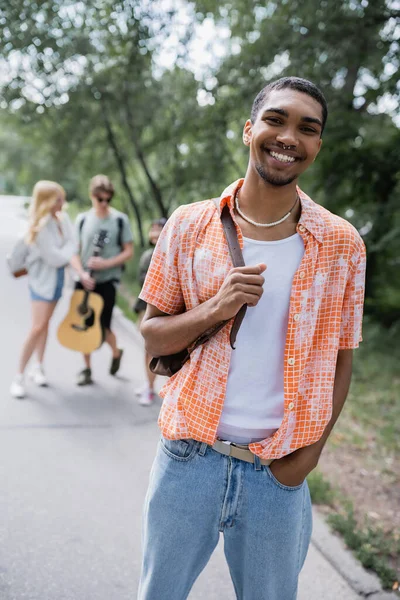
[140,179,366,459]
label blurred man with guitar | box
[70,175,134,386]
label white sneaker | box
[135,384,147,397]
[138,388,155,406]
[29,364,48,387]
[10,375,25,399]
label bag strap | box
[219,202,245,268]
[215,198,247,349]
[189,198,246,354]
[117,216,124,250]
[79,215,86,240]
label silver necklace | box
[235,190,299,228]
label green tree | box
[192,0,400,323]
[1,0,399,322]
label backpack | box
[7,236,29,278]
[79,214,125,271]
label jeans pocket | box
[265,465,305,491]
[160,437,199,462]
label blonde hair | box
[26,180,66,244]
[89,174,115,199]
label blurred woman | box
[133,218,167,406]
[10,181,76,399]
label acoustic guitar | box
[57,229,108,354]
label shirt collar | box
[216,178,326,243]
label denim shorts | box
[30,268,65,302]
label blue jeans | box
[139,438,312,600]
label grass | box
[307,470,336,505]
[327,318,400,458]
[328,505,400,590]
[308,320,400,590]
[308,470,400,590]
[344,319,400,455]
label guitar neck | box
[88,247,102,280]
[83,247,102,307]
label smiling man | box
[138,77,366,600]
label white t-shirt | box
[217,233,305,444]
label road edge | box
[311,509,397,598]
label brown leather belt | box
[212,439,273,466]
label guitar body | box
[57,290,104,353]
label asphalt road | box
[0,196,361,600]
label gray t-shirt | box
[76,208,133,284]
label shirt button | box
[288,357,295,366]
[293,313,300,322]
[299,271,305,279]
[298,225,306,233]
[288,402,295,410]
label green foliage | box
[328,505,399,589]
[307,319,400,589]
[121,244,142,299]
[343,318,400,454]
[307,470,335,505]
[192,0,400,324]
[116,293,138,324]
[0,0,399,321]
[316,319,400,588]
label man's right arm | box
[141,264,266,357]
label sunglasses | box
[96,196,112,204]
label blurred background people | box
[70,174,134,386]
[10,181,76,399]
[133,217,167,406]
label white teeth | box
[270,151,295,163]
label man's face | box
[91,192,112,211]
[243,88,323,187]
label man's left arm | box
[270,349,353,487]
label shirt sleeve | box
[121,214,133,244]
[338,238,366,349]
[139,208,185,315]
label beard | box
[255,162,297,187]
